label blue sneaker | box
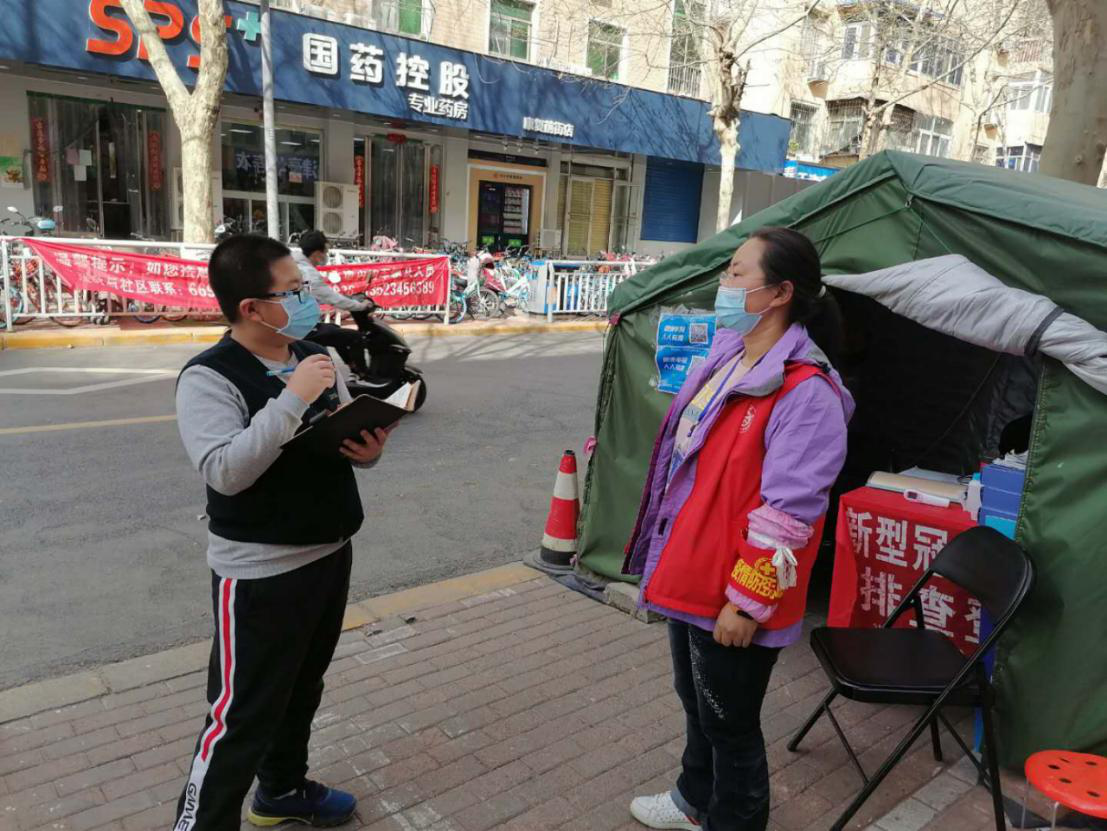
[247,780,357,827]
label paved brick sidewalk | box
[1,574,1015,831]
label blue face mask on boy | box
[260,291,321,340]
[714,284,771,335]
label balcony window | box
[588,21,625,80]
[789,103,818,158]
[373,0,423,36]
[489,0,533,61]
[668,0,704,96]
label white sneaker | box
[629,792,700,830]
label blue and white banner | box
[656,309,716,394]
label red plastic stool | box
[1024,750,1107,828]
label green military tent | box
[577,150,1107,765]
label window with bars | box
[800,15,830,79]
[823,101,864,156]
[668,0,704,96]
[909,38,965,86]
[788,103,818,158]
[489,0,534,60]
[588,21,624,80]
[373,0,423,36]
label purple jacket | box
[625,324,855,647]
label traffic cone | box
[525,450,580,575]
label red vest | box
[643,364,827,630]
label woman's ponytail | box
[749,226,845,369]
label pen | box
[266,367,296,376]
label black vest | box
[182,336,364,546]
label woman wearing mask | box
[625,227,854,831]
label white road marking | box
[0,367,177,395]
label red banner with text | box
[20,239,449,311]
[319,258,449,307]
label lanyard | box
[686,354,745,437]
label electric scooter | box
[314,298,428,412]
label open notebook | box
[281,381,421,455]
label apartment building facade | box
[0,0,802,256]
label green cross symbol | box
[236,11,261,43]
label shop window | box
[220,123,320,239]
[489,0,533,61]
[588,21,624,81]
[373,0,424,37]
[27,93,168,239]
[221,123,321,199]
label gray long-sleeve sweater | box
[177,348,371,579]
[292,249,370,313]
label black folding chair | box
[788,526,1035,831]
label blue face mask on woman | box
[714,284,771,335]
[260,290,321,340]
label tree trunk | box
[121,0,227,243]
[180,126,214,244]
[715,119,740,231]
[1040,0,1107,184]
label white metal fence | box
[1,236,646,330]
[0,237,452,330]
[530,259,647,322]
[1,236,218,331]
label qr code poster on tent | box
[656,309,716,394]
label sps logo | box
[85,0,236,70]
[175,782,199,829]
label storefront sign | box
[31,117,50,184]
[6,0,791,168]
[782,160,839,182]
[522,117,574,139]
[428,165,439,215]
[353,154,365,208]
[147,130,163,192]
[320,257,449,308]
[304,36,471,122]
[85,0,232,71]
[655,308,716,394]
[22,239,449,311]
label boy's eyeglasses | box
[257,288,310,302]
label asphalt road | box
[0,330,605,689]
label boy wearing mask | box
[173,235,387,830]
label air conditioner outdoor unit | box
[315,182,361,241]
[170,168,222,231]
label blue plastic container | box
[979,509,1017,540]
[980,463,1026,494]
